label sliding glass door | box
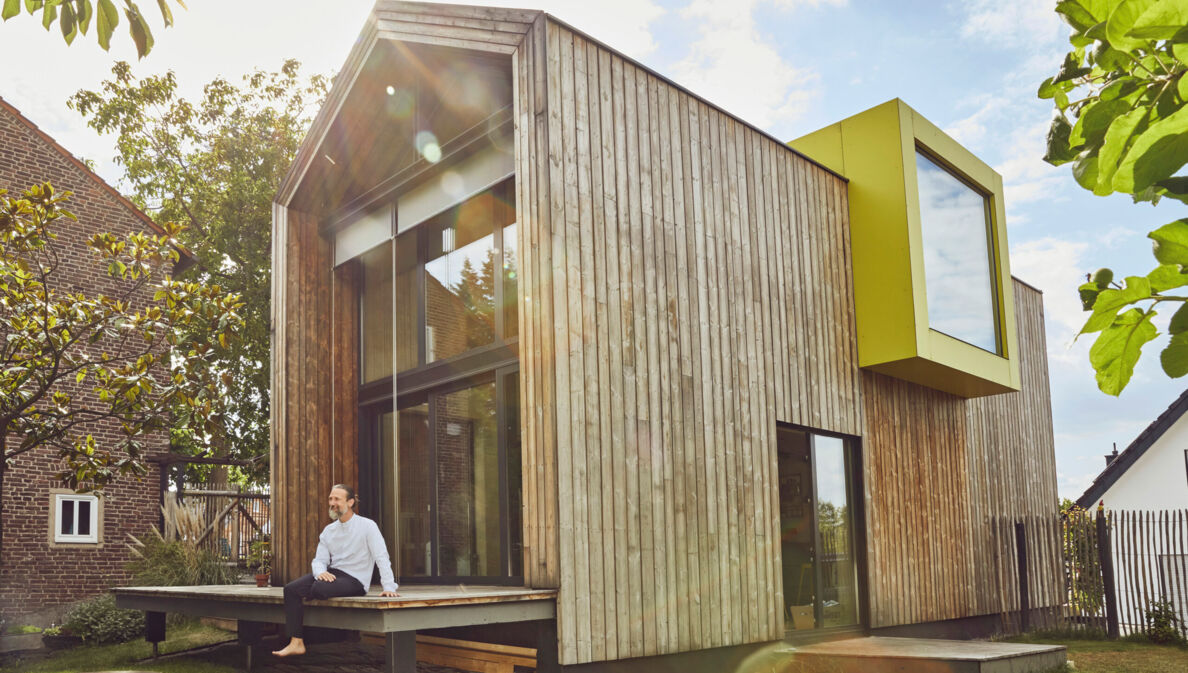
[362,367,521,584]
[778,426,863,631]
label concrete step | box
[788,636,1066,673]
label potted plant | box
[41,624,81,650]
[247,539,271,587]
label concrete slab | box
[791,636,1066,673]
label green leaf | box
[2,0,19,20]
[1057,0,1099,31]
[1080,282,1102,310]
[25,0,43,13]
[95,0,116,50]
[40,0,55,28]
[1160,332,1188,377]
[1090,307,1159,395]
[154,0,170,26]
[1045,113,1079,165]
[1169,302,1188,334]
[125,4,153,58]
[1081,275,1155,334]
[1150,219,1188,266]
[1114,104,1188,193]
[1148,263,1188,292]
[77,0,92,35]
[1073,152,1101,189]
[1128,0,1188,40]
[1095,106,1149,195]
[1055,52,1093,84]
[1106,0,1159,52]
[1038,76,1061,100]
[59,0,76,44]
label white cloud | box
[668,0,846,134]
[959,0,1066,49]
[1009,236,1090,361]
[533,0,665,59]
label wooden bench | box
[363,634,537,673]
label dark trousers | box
[283,567,366,638]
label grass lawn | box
[0,620,239,673]
[1011,635,1188,673]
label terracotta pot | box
[255,573,271,588]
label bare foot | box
[272,638,306,657]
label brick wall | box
[0,100,171,624]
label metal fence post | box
[1096,510,1120,638]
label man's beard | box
[329,507,342,520]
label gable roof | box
[0,96,168,238]
[1077,388,1188,508]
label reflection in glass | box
[916,151,999,353]
[778,428,816,630]
[360,242,393,383]
[61,500,74,535]
[422,181,515,364]
[397,404,430,577]
[503,222,518,339]
[504,372,522,577]
[435,382,500,577]
[813,436,859,628]
[394,230,418,373]
[77,500,91,536]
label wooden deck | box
[113,584,559,673]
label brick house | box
[0,97,173,625]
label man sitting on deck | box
[272,484,400,657]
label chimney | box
[1105,442,1119,467]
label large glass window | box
[360,242,394,383]
[779,427,862,631]
[916,150,1000,354]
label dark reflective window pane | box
[360,242,393,383]
[503,222,518,340]
[61,499,75,535]
[435,381,499,577]
[777,428,814,628]
[504,372,522,578]
[397,404,431,577]
[916,151,1000,353]
[394,230,419,372]
[77,500,91,536]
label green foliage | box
[246,537,270,575]
[1143,599,1187,645]
[0,0,182,58]
[62,594,144,645]
[125,524,238,586]
[0,183,244,559]
[70,61,329,482]
[8,624,42,634]
[1042,0,1188,395]
[1061,503,1107,617]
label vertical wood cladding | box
[270,206,358,583]
[862,281,1060,629]
[515,18,861,665]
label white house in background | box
[1077,389,1188,510]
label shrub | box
[63,594,144,645]
[126,524,239,586]
[1143,599,1186,645]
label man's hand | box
[379,591,400,597]
[316,572,336,582]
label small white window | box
[54,493,99,543]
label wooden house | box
[270,2,1061,667]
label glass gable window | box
[916,150,1000,354]
[360,242,394,383]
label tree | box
[69,61,329,480]
[0,183,244,563]
[1041,0,1188,395]
[0,0,182,58]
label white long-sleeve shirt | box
[310,514,398,593]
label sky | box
[1,0,1183,501]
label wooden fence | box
[176,482,270,567]
[1062,508,1188,639]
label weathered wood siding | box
[515,17,861,665]
[270,205,360,583]
[863,280,1060,628]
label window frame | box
[52,492,100,544]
